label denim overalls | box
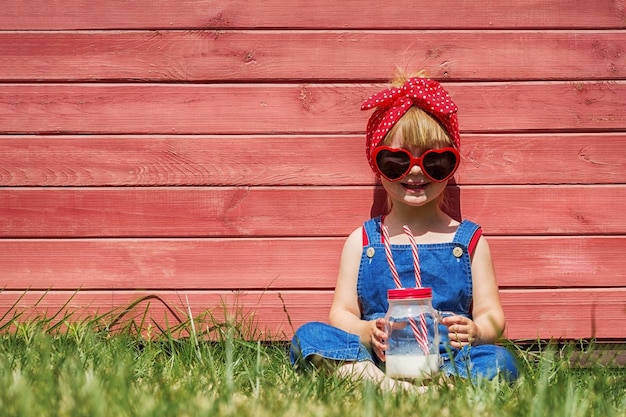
[290,216,519,382]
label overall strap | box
[453,220,483,256]
[362,216,383,246]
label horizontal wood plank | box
[491,237,626,288]
[0,237,624,290]
[456,133,626,185]
[0,238,344,291]
[1,289,625,340]
[2,0,624,29]
[0,186,624,237]
[0,133,624,187]
[499,289,626,340]
[2,31,625,82]
[1,82,625,135]
[0,134,370,187]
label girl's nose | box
[408,163,423,176]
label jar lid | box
[387,287,432,300]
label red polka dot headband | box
[361,77,460,172]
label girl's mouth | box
[402,182,428,192]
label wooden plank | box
[0,133,624,187]
[0,238,344,291]
[0,135,371,187]
[1,82,625,135]
[2,31,625,82]
[1,289,625,340]
[491,237,626,289]
[450,185,626,236]
[0,290,333,340]
[500,289,626,340]
[0,186,624,237]
[0,237,624,290]
[456,133,626,186]
[2,0,624,29]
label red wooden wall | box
[1,0,625,341]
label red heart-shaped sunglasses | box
[372,146,460,182]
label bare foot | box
[337,361,422,392]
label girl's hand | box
[370,318,389,361]
[442,315,480,349]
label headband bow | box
[361,77,460,172]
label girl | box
[290,73,519,389]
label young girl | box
[290,73,519,389]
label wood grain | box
[0,133,624,186]
[1,0,624,342]
[1,31,624,82]
[2,0,624,29]
[1,82,625,134]
[500,289,626,340]
[0,135,372,187]
[0,236,623,290]
[0,186,624,237]
[1,289,624,340]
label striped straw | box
[382,222,430,355]
[409,315,430,355]
[402,225,422,287]
[382,222,402,289]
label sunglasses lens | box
[375,150,411,180]
[422,150,458,181]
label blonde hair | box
[382,106,454,149]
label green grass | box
[0,309,624,417]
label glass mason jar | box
[384,287,440,380]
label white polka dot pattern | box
[361,77,460,172]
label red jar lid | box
[387,287,432,300]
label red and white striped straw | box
[409,315,430,355]
[382,222,430,355]
[402,225,430,354]
[382,222,403,289]
[402,225,422,288]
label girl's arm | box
[443,236,506,347]
[328,227,388,358]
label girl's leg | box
[442,344,519,382]
[289,322,371,367]
[290,322,415,390]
